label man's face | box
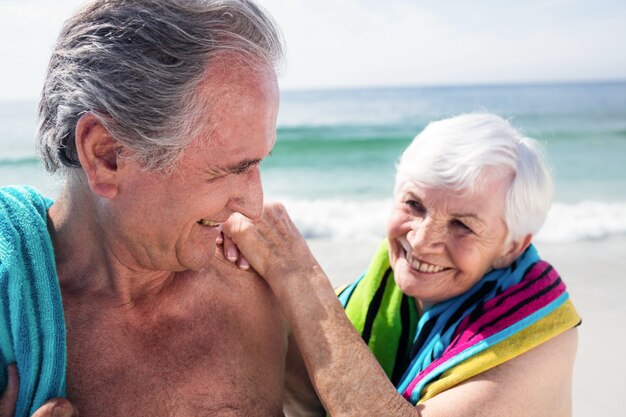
[106,58,279,273]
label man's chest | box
[61,278,288,416]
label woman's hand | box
[222,202,320,284]
[216,231,250,270]
[1,364,79,417]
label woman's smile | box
[397,237,449,274]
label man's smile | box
[197,219,222,228]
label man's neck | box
[48,179,186,305]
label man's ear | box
[492,233,533,269]
[74,113,121,199]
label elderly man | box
[0,0,288,416]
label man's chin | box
[174,249,218,273]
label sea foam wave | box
[536,201,626,242]
[280,198,626,243]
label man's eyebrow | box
[221,159,262,175]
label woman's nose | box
[409,217,446,252]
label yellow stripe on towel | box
[418,299,581,403]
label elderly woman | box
[224,113,580,416]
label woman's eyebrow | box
[404,191,423,201]
[451,212,484,224]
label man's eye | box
[232,161,259,175]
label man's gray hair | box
[37,0,284,173]
[395,113,554,242]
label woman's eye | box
[405,200,425,213]
[451,219,473,233]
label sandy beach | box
[307,236,626,417]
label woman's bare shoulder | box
[417,328,578,417]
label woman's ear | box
[74,113,121,199]
[492,234,533,269]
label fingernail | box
[53,404,68,417]
[239,258,250,270]
[227,248,237,262]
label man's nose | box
[227,166,264,220]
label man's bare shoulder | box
[62,253,289,417]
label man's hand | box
[1,364,79,417]
[30,399,79,417]
[0,364,18,417]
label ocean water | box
[2,81,626,242]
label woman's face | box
[386,175,516,311]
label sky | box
[1,0,625,100]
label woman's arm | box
[224,203,414,416]
[224,203,577,417]
[274,260,415,417]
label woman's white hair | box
[394,113,553,241]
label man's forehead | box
[197,54,278,104]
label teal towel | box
[0,186,66,416]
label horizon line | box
[2,77,625,103]
[280,77,626,94]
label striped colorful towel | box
[338,239,580,404]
